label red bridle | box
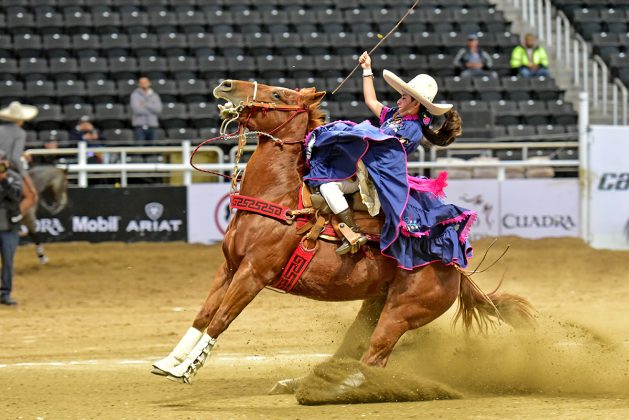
[190,96,310,179]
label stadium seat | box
[95,103,127,129]
[0,80,24,104]
[25,79,55,104]
[63,103,94,123]
[167,127,198,140]
[87,79,117,104]
[34,103,63,130]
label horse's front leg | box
[151,261,232,376]
[164,260,269,384]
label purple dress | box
[304,106,475,270]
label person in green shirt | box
[510,33,550,78]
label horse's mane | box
[308,105,326,131]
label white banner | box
[187,183,232,244]
[589,125,629,250]
[447,178,579,239]
[186,179,580,243]
[499,179,579,238]
[444,179,500,240]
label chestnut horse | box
[152,80,534,385]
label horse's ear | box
[310,90,326,105]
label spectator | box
[0,150,24,306]
[0,101,39,215]
[70,116,106,164]
[510,33,550,78]
[130,76,163,145]
[453,34,496,78]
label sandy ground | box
[1,238,629,419]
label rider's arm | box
[359,52,383,118]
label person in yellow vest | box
[510,33,550,78]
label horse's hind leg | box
[152,261,232,376]
[165,261,268,383]
[269,295,387,395]
[334,295,386,359]
[361,265,460,367]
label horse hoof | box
[339,371,366,389]
[166,374,191,385]
[150,366,169,376]
[39,256,49,265]
[269,377,301,395]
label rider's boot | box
[335,208,367,255]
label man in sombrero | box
[305,53,476,270]
[0,101,40,216]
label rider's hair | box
[421,110,463,148]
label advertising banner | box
[187,183,232,244]
[446,178,579,239]
[499,179,579,238]
[30,186,187,243]
[589,125,629,250]
[442,179,500,240]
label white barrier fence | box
[27,139,579,187]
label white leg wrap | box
[166,333,216,384]
[152,327,203,375]
[320,179,359,214]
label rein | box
[189,98,309,183]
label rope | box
[331,0,422,95]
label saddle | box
[295,183,383,246]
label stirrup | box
[335,235,367,255]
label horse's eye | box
[272,92,281,100]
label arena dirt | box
[1,238,628,418]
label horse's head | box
[213,80,326,137]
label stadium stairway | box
[493,0,615,124]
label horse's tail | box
[421,109,463,148]
[454,270,536,333]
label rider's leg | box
[320,180,367,255]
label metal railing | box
[509,0,628,124]
[26,138,579,187]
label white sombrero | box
[0,101,39,122]
[382,70,452,116]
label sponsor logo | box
[460,194,495,229]
[72,202,183,234]
[73,216,121,233]
[597,172,629,191]
[36,218,65,236]
[144,202,164,221]
[214,193,232,235]
[502,214,577,231]
[126,202,183,233]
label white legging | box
[319,179,360,214]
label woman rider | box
[304,52,475,270]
